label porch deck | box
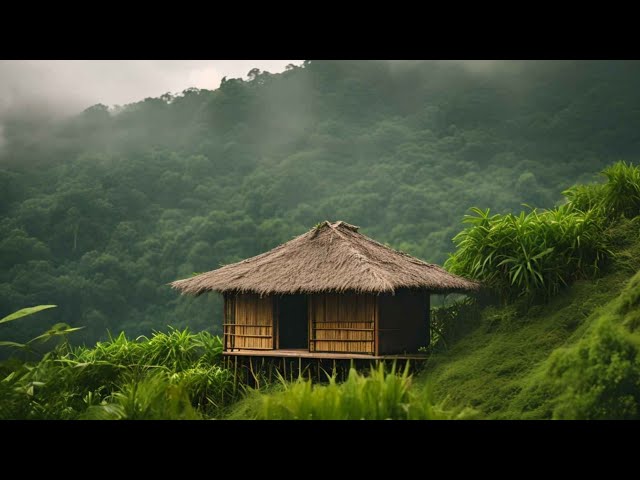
[223,348,429,361]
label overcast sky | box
[0,60,303,118]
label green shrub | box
[601,161,640,218]
[430,297,480,350]
[563,161,640,219]
[505,270,640,420]
[444,204,610,299]
[445,162,640,300]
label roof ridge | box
[331,220,360,232]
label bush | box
[513,270,640,420]
[445,162,640,300]
[430,297,480,350]
[563,161,640,219]
[444,204,610,299]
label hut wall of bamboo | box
[223,293,274,350]
[309,292,376,354]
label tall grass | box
[231,363,477,420]
[81,372,201,420]
[70,327,224,370]
[601,161,640,218]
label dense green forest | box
[2,60,640,348]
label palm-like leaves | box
[446,162,640,299]
[445,202,611,299]
[601,161,640,218]
[563,161,640,219]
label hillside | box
[421,217,640,419]
[2,60,640,344]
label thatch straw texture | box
[171,221,480,295]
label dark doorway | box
[278,295,308,349]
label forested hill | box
[2,60,640,343]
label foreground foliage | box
[0,328,233,419]
[423,216,640,419]
[230,363,476,420]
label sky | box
[0,60,303,118]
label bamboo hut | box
[171,221,479,360]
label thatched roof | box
[170,221,480,296]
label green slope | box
[420,218,640,419]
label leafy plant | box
[601,161,640,218]
[0,305,57,325]
[563,161,640,219]
[445,204,611,299]
[446,163,640,300]
[430,297,480,350]
[0,321,234,420]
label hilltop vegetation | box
[445,161,640,300]
[2,61,640,344]
[423,247,640,419]
[422,163,640,419]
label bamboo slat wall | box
[309,293,376,354]
[223,293,274,350]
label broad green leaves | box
[446,204,611,299]
[446,162,640,300]
[0,305,57,325]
